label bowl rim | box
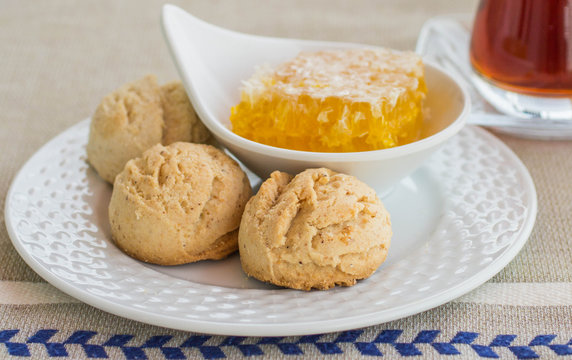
[205,61,470,162]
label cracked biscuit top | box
[238,168,392,290]
[108,142,251,265]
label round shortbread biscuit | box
[87,75,212,184]
[86,75,164,184]
[109,142,251,265]
[238,168,392,290]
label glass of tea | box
[470,0,572,122]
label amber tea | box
[470,0,572,97]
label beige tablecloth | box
[1,1,571,359]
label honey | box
[230,48,426,152]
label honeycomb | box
[230,48,426,152]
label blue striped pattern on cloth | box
[1,329,571,359]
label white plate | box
[5,119,536,336]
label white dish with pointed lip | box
[161,4,470,195]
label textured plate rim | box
[5,120,537,336]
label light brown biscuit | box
[86,75,164,184]
[160,81,212,145]
[87,76,213,184]
[238,168,392,290]
[109,142,251,265]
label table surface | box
[1,1,571,359]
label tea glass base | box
[472,73,572,140]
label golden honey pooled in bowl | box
[230,48,427,152]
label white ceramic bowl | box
[162,5,470,195]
